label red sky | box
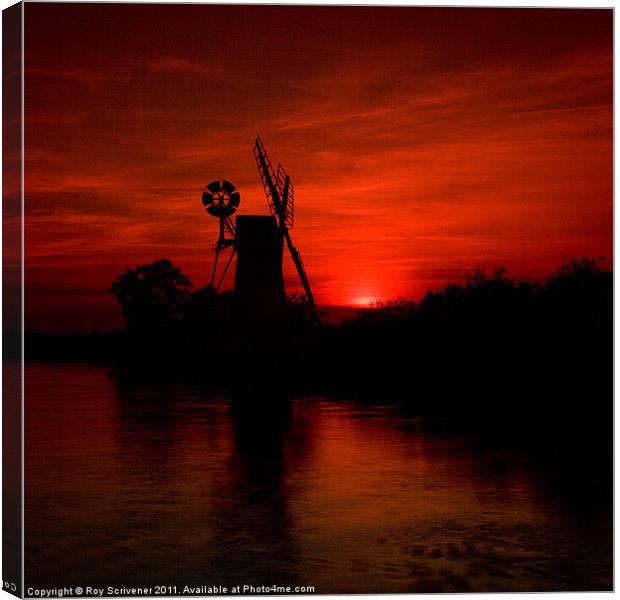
[23,4,612,331]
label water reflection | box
[210,387,302,585]
[24,362,611,592]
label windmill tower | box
[201,138,318,320]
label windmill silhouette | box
[201,138,318,320]
[253,136,318,319]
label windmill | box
[201,179,239,289]
[253,136,318,319]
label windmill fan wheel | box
[202,180,240,217]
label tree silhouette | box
[108,259,193,336]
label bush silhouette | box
[108,258,193,336]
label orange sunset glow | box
[23,5,612,331]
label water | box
[24,362,611,593]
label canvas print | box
[2,3,613,596]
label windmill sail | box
[254,136,281,218]
[276,163,295,228]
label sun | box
[352,296,376,307]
